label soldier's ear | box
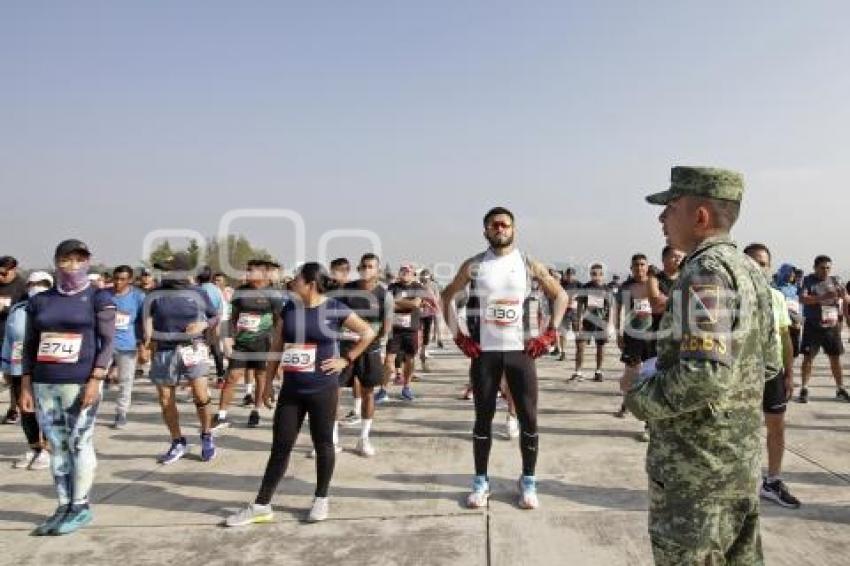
[694,204,712,230]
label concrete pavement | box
[1,345,848,565]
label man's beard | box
[487,233,514,250]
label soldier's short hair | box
[690,197,740,231]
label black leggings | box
[9,377,41,447]
[255,386,338,503]
[471,351,538,477]
[421,317,434,347]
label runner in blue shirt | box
[107,265,145,429]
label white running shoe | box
[29,450,51,470]
[307,497,329,522]
[356,437,376,457]
[225,503,274,527]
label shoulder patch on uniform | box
[689,284,719,325]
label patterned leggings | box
[34,383,101,506]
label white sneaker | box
[307,497,329,522]
[225,503,274,527]
[13,450,36,470]
[505,415,519,440]
[466,476,490,509]
[29,450,51,470]
[356,437,376,457]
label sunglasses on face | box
[488,221,513,230]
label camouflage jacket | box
[625,234,779,497]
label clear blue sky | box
[3,1,849,278]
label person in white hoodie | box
[1,271,54,470]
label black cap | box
[0,255,17,269]
[154,252,193,272]
[54,239,91,260]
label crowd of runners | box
[1,202,846,537]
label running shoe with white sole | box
[307,497,329,522]
[341,411,361,427]
[29,449,51,470]
[760,478,801,509]
[201,432,217,461]
[466,475,490,509]
[518,475,539,510]
[836,388,850,403]
[211,414,230,433]
[225,503,274,527]
[157,438,187,465]
[593,371,604,382]
[247,410,260,428]
[355,437,376,457]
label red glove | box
[454,332,482,359]
[525,327,557,359]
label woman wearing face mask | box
[1,271,54,470]
[225,262,375,526]
[19,239,116,536]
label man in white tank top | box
[441,207,568,510]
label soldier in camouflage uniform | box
[622,166,780,565]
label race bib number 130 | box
[484,298,521,326]
[37,332,83,364]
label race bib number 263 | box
[282,344,317,373]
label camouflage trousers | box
[648,479,763,565]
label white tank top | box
[475,248,529,351]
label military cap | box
[646,166,744,205]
